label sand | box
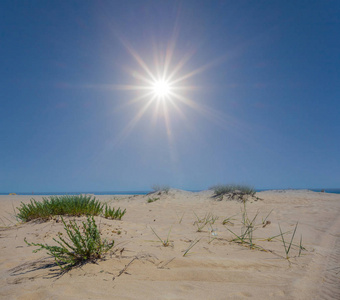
[0,190,339,299]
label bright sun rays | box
[109,30,243,146]
[123,47,192,107]
[152,79,171,99]
[113,35,201,140]
[88,28,250,169]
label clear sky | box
[1,0,339,192]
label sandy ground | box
[0,190,339,300]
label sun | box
[152,79,171,99]
[112,35,217,136]
[106,36,235,149]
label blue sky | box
[1,0,339,192]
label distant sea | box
[0,191,150,196]
[1,189,340,196]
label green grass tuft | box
[16,195,125,222]
[103,205,126,220]
[147,197,159,203]
[227,204,259,249]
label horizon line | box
[1,187,340,195]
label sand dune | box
[0,190,339,299]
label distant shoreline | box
[1,188,340,196]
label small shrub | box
[25,216,114,270]
[211,184,256,202]
[151,184,170,194]
[211,184,256,197]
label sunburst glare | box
[109,33,245,147]
[152,79,171,99]
[115,38,198,129]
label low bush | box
[211,184,256,197]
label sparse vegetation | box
[193,212,219,232]
[16,195,126,222]
[25,216,114,270]
[223,204,306,259]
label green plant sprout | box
[279,222,299,259]
[183,238,201,257]
[175,211,185,224]
[298,234,303,257]
[150,226,172,247]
